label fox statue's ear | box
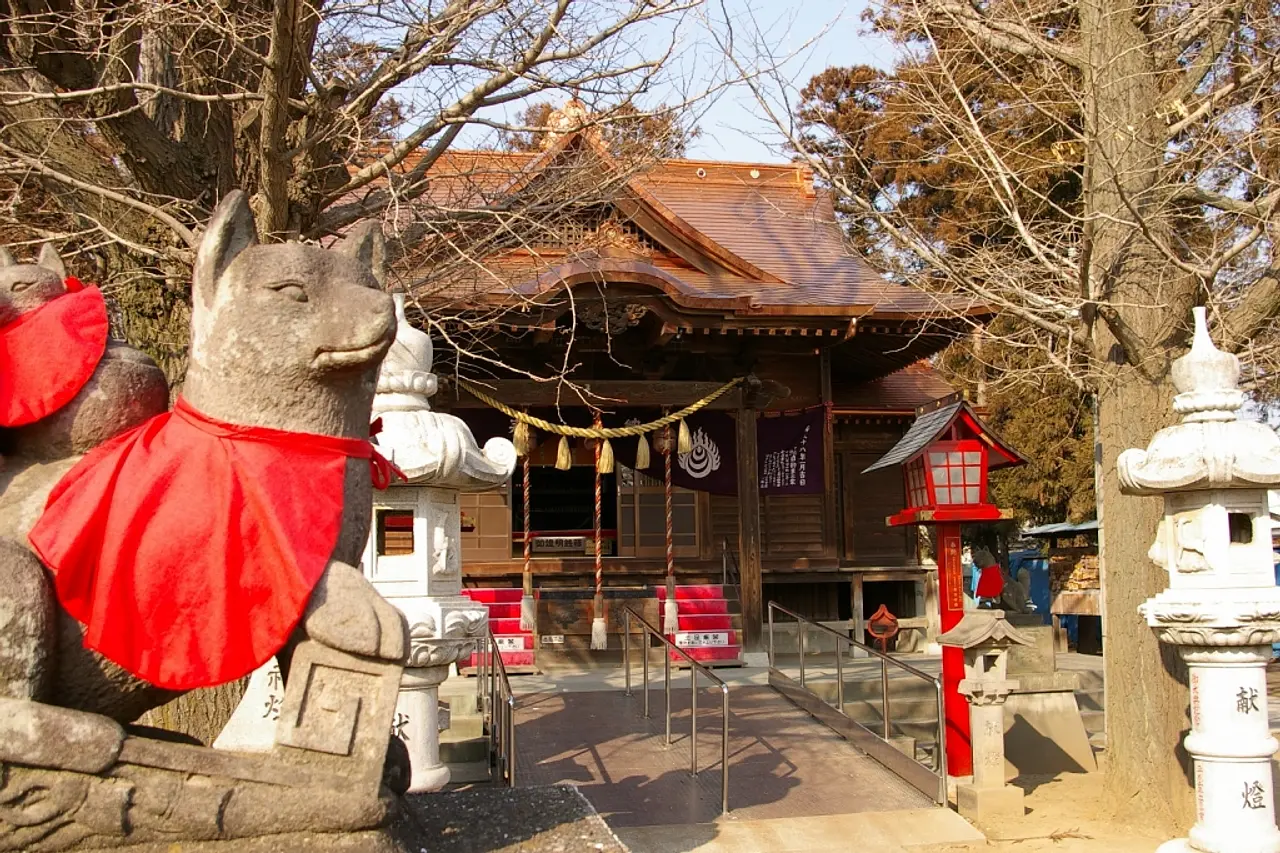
[339,220,386,289]
[194,191,257,310]
[37,244,66,278]
[0,247,13,267]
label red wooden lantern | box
[863,395,1027,779]
[872,398,1023,527]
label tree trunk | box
[138,679,248,745]
[1079,0,1197,828]
[1096,371,1191,829]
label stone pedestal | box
[1116,308,1280,853]
[397,664,452,793]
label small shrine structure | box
[1118,308,1280,852]
[863,397,1027,777]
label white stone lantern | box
[939,610,1031,821]
[361,294,516,793]
[1118,307,1280,853]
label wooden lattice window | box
[617,465,698,557]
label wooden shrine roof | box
[372,135,979,323]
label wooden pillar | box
[820,350,838,561]
[736,405,763,651]
[850,573,866,658]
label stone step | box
[656,584,732,600]
[463,587,523,604]
[443,760,493,786]
[1080,708,1105,735]
[441,735,488,764]
[670,645,744,665]
[441,714,484,742]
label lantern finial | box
[1171,306,1244,423]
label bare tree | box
[719,0,1280,828]
[0,0,713,380]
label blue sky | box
[683,0,898,163]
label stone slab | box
[1003,690,1098,776]
[1005,622,1056,678]
[394,786,627,853]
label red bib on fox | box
[0,284,108,427]
[28,398,399,690]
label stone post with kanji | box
[359,294,515,792]
[939,610,1032,821]
[1118,307,1280,853]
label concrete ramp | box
[513,686,951,829]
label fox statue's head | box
[182,191,396,438]
[0,244,70,327]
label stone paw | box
[305,562,408,662]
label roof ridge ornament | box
[542,98,590,150]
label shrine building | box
[381,122,986,663]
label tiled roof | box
[834,363,956,411]
[370,139,966,319]
[640,167,943,314]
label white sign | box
[675,631,730,648]
[532,536,586,553]
[495,636,523,652]
[541,634,566,646]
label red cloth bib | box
[0,285,109,427]
[975,564,1005,599]
[28,398,397,690]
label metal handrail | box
[622,606,731,815]
[475,629,517,786]
[767,601,947,804]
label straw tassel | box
[597,438,614,474]
[555,435,572,470]
[677,419,692,455]
[591,593,608,650]
[513,420,532,457]
[664,577,679,635]
[521,587,536,632]
[635,433,650,469]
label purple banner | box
[757,407,825,495]
[616,410,738,495]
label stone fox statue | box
[0,190,407,724]
[0,244,168,462]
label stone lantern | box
[1118,307,1280,853]
[939,610,1032,821]
[360,294,516,793]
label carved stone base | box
[0,643,404,852]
